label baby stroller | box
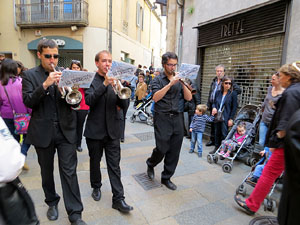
[207,105,261,173]
[130,92,153,126]
[236,157,284,212]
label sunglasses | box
[224,82,232,85]
[166,63,177,67]
[43,54,59,59]
[71,60,81,63]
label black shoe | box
[47,205,58,221]
[206,140,215,146]
[77,146,83,152]
[209,147,218,154]
[71,219,87,225]
[161,179,177,190]
[120,138,124,143]
[112,199,133,213]
[91,188,101,201]
[147,165,154,180]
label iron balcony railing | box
[16,0,88,28]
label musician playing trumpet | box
[22,39,86,224]
[84,50,133,212]
[146,52,192,190]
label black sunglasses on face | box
[224,82,232,85]
[44,54,59,59]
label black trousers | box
[147,112,184,180]
[35,122,83,223]
[86,137,124,203]
[214,121,228,148]
[75,110,88,147]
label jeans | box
[130,86,136,100]
[190,131,203,153]
[259,121,268,146]
[246,148,285,212]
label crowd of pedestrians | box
[0,40,300,225]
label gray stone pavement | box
[20,103,279,225]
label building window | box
[136,2,144,30]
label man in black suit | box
[22,39,86,225]
[84,50,133,213]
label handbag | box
[0,177,39,225]
[3,87,31,134]
[214,108,225,123]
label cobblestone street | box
[20,104,279,225]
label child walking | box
[218,122,247,158]
[189,104,214,157]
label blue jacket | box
[212,90,238,122]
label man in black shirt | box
[146,52,192,190]
[84,50,133,213]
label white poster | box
[59,70,95,88]
[178,63,200,80]
[107,61,137,81]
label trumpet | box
[179,78,197,94]
[113,79,132,99]
[51,63,82,107]
[172,71,196,94]
[106,66,132,99]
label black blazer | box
[84,73,129,140]
[22,65,77,148]
[278,108,300,225]
[212,90,238,122]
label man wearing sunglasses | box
[22,39,86,225]
[146,52,192,190]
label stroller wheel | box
[207,154,213,164]
[264,199,277,212]
[222,163,232,173]
[245,157,251,166]
[249,158,258,167]
[236,184,247,197]
[130,116,136,123]
[146,117,153,126]
[213,155,218,164]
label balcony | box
[15,0,88,28]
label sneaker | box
[198,152,202,158]
[218,151,225,155]
[189,149,194,153]
[223,152,230,158]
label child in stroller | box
[247,147,272,184]
[218,122,247,158]
[130,92,153,125]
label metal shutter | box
[200,35,283,136]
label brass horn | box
[114,80,132,99]
[66,85,82,108]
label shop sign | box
[220,19,244,38]
[52,39,66,47]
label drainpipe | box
[108,0,112,52]
[13,0,18,31]
[176,0,184,65]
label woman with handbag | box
[211,76,238,153]
[0,59,32,166]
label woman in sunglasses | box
[212,76,238,151]
[234,62,300,219]
[70,60,89,152]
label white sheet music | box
[59,70,95,88]
[107,61,137,81]
[178,63,200,80]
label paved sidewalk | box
[20,104,279,225]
